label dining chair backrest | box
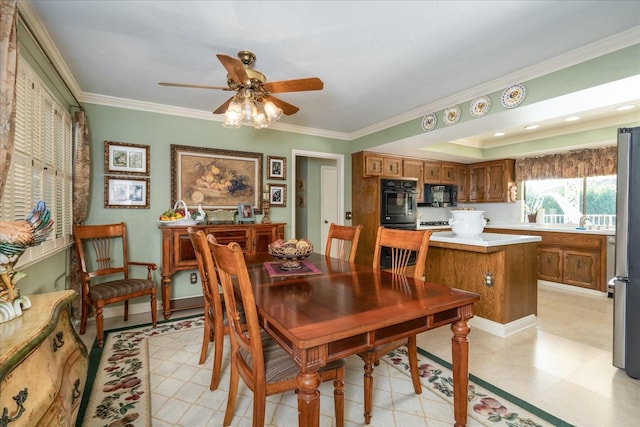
[325,223,363,262]
[188,228,224,325]
[371,226,433,279]
[188,227,227,390]
[207,236,264,383]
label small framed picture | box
[104,177,150,208]
[269,184,287,207]
[105,141,150,176]
[237,203,255,223]
[267,155,286,180]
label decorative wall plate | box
[501,83,526,109]
[421,113,437,131]
[470,95,491,118]
[444,106,461,125]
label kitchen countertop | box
[417,223,615,236]
[485,223,615,236]
[429,231,541,247]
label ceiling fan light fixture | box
[264,101,283,122]
[223,100,242,128]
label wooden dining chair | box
[208,235,345,427]
[325,222,363,262]
[188,227,230,390]
[359,225,433,424]
[73,222,157,347]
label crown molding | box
[80,92,350,140]
[348,26,640,140]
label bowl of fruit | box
[268,238,313,270]
[158,200,205,226]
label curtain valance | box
[515,146,617,181]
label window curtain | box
[71,109,90,318]
[515,146,617,181]
[0,0,17,199]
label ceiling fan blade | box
[158,82,230,90]
[213,96,235,115]
[216,54,250,85]
[263,95,299,115]
[263,77,324,93]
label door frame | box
[290,149,345,237]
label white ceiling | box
[22,0,640,160]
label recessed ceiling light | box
[565,116,581,122]
[525,125,539,130]
[615,104,635,111]
[493,132,505,137]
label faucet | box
[579,215,592,227]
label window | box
[0,56,73,268]
[524,175,616,227]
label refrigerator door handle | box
[612,276,628,369]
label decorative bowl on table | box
[268,238,313,270]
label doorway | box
[291,149,344,254]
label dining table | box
[243,252,481,427]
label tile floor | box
[79,284,640,426]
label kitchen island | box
[425,231,541,336]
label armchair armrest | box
[129,261,158,280]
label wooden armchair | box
[208,236,345,427]
[325,222,363,262]
[73,222,157,347]
[188,227,230,390]
[360,226,432,423]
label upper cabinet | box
[423,162,442,183]
[355,151,515,204]
[403,159,424,201]
[363,153,402,177]
[468,159,515,202]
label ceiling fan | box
[158,50,323,117]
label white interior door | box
[321,165,338,255]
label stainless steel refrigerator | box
[612,126,640,379]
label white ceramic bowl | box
[449,210,487,238]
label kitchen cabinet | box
[403,159,424,201]
[491,228,606,292]
[423,161,442,183]
[456,165,468,202]
[441,163,457,184]
[468,159,515,202]
[363,153,402,176]
[159,223,285,318]
[0,291,88,427]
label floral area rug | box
[78,315,573,427]
[381,346,574,427]
[76,316,205,427]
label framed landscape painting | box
[171,144,263,211]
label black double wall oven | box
[379,178,418,269]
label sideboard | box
[0,290,88,426]
[159,223,285,319]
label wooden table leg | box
[451,318,471,427]
[161,275,171,320]
[296,370,321,427]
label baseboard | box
[469,314,537,337]
[538,280,608,297]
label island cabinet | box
[468,159,515,202]
[0,290,88,427]
[425,239,539,325]
[159,223,285,318]
[491,228,606,292]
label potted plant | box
[525,195,544,223]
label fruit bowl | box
[268,239,313,270]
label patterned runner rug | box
[77,316,573,427]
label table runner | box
[263,260,322,277]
